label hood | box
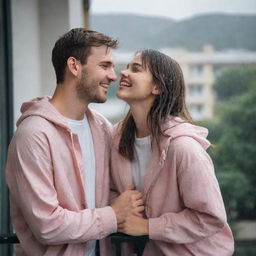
[161,117,210,150]
[16,97,70,130]
[113,117,210,152]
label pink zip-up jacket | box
[5,97,117,256]
[111,117,234,256]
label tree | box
[213,65,256,101]
[202,66,256,220]
[214,84,256,219]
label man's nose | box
[108,69,117,82]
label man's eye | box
[101,64,108,69]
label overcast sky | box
[91,0,256,20]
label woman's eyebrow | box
[127,62,143,69]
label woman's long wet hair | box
[118,49,192,161]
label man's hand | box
[111,186,144,224]
[118,215,149,236]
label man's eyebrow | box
[99,61,115,67]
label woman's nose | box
[120,69,129,77]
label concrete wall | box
[11,0,42,123]
[39,0,69,97]
[11,0,84,124]
[233,221,256,240]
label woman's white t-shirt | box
[132,136,152,192]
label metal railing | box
[110,233,148,256]
[0,233,19,244]
[0,233,148,256]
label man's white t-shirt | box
[66,115,96,256]
[132,136,152,192]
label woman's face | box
[116,54,159,105]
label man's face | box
[76,45,117,103]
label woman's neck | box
[130,104,151,138]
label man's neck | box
[50,84,88,120]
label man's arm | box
[6,130,117,245]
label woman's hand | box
[118,214,149,236]
[111,187,144,224]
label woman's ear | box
[67,57,80,77]
[152,85,160,95]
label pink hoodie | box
[5,97,117,256]
[111,118,234,256]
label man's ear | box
[67,57,80,77]
[152,85,160,95]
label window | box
[188,84,203,96]
[0,0,14,255]
[213,65,223,77]
[190,104,203,113]
[189,104,204,120]
[189,65,204,76]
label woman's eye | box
[132,67,139,72]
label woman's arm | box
[148,137,227,244]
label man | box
[5,28,144,256]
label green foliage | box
[206,69,256,220]
[216,170,253,218]
[159,14,256,51]
[196,119,222,143]
[234,240,256,256]
[213,66,256,101]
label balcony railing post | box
[1,232,149,256]
[109,232,149,256]
[0,234,19,244]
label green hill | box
[90,13,256,51]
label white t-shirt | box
[66,115,96,256]
[132,136,152,192]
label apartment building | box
[162,45,256,120]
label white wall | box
[12,0,41,124]
[11,0,85,124]
[68,0,84,29]
[39,0,69,96]
[39,0,85,96]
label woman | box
[110,49,234,255]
